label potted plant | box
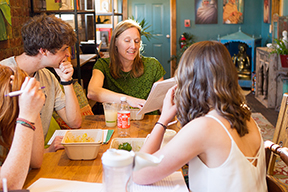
[129,16,154,55]
[269,37,288,68]
[129,16,153,41]
[168,32,196,64]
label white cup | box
[102,149,134,192]
[103,103,118,127]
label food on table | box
[64,131,95,143]
[118,142,132,151]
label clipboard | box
[137,78,176,116]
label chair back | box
[265,140,288,192]
[267,93,288,175]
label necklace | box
[121,71,131,80]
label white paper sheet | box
[27,172,188,192]
[28,178,104,192]
[132,171,189,192]
[137,78,176,116]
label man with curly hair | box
[0,14,82,152]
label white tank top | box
[188,115,267,192]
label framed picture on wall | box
[195,0,218,24]
[223,0,244,24]
[263,0,270,23]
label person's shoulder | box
[37,68,59,81]
[141,55,158,61]
[38,68,54,75]
[183,115,220,133]
[95,57,110,67]
[98,57,110,64]
[178,116,219,143]
[94,57,110,70]
[141,56,160,65]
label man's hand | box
[54,61,74,82]
[45,136,64,153]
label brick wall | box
[0,0,30,61]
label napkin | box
[102,129,114,144]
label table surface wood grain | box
[23,115,180,189]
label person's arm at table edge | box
[56,82,82,128]
[1,78,45,189]
[30,115,44,168]
[53,60,82,129]
[87,69,145,108]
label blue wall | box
[177,0,272,47]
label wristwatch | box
[60,78,73,86]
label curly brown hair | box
[109,19,144,79]
[175,41,251,137]
[21,13,77,56]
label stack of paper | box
[137,78,176,116]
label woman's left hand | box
[127,97,146,109]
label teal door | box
[128,0,171,79]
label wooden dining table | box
[23,115,181,189]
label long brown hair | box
[0,65,27,148]
[175,41,251,137]
[109,19,144,79]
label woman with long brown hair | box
[133,41,267,191]
[0,65,45,189]
[88,19,165,109]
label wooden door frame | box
[170,0,176,77]
[123,0,177,77]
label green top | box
[93,56,166,100]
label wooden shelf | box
[32,10,95,14]
[255,47,288,110]
[96,12,123,16]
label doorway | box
[128,0,171,79]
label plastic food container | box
[110,138,145,152]
[130,108,144,120]
[61,129,103,160]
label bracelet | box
[16,118,36,131]
[155,122,167,130]
[60,78,73,86]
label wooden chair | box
[265,140,288,192]
[264,93,288,191]
[267,93,288,175]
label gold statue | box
[232,43,251,79]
